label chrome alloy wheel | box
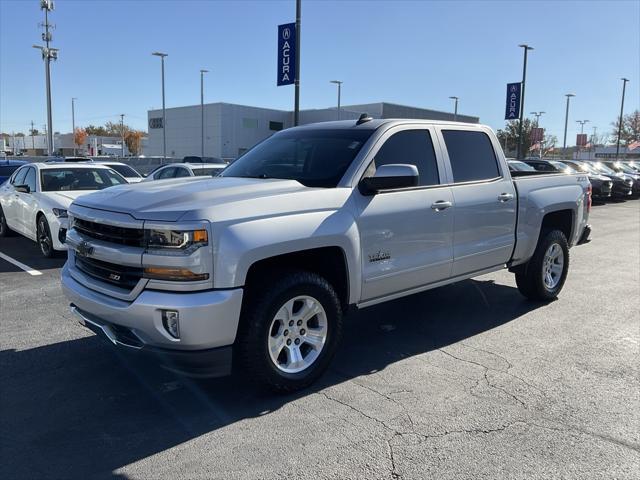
[267,295,328,374]
[542,243,564,290]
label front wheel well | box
[244,247,350,311]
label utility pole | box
[576,119,589,159]
[615,78,629,160]
[517,44,533,160]
[152,52,168,160]
[33,0,58,156]
[71,97,76,155]
[531,111,545,159]
[562,93,575,156]
[449,96,459,121]
[590,126,597,161]
[294,0,301,126]
[330,80,343,119]
[120,114,125,158]
[200,69,209,158]
[30,121,35,150]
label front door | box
[355,127,455,302]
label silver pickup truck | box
[62,118,591,391]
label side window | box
[442,130,500,183]
[24,167,37,192]
[156,167,175,179]
[11,167,28,186]
[369,129,440,187]
[173,167,191,178]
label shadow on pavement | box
[0,278,544,479]
[0,236,66,273]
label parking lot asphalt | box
[1,200,639,480]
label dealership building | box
[145,102,480,160]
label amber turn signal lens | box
[193,229,208,243]
[144,267,209,282]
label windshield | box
[106,164,141,177]
[593,163,617,175]
[509,161,535,171]
[221,129,374,187]
[194,167,225,177]
[550,161,576,172]
[41,168,127,191]
[611,163,636,174]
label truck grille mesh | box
[74,218,144,247]
[75,256,143,289]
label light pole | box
[562,93,575,156]
[449,96,459,121]
[517,44,533,160]
[590,126,598,161]
[293,0,301,126]
[120,114,125,157]
[71,97,77,155]
[615,78,629,160]
[33,0,57,156]
[576,119,589,159]
[530,111,545,158]
[152,52,168,161]
[200,69,209,158]
[330,80,343,119]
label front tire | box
[237,270,343,393]
[515,229,569,301]
[37,215,55,258]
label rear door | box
[355,126,455,301]
[438,128,517,277]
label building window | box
[269,121,284,131]
[242,118,258,129]
[149,118,163,129]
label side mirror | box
[359,164,419,195]
[15,184,31,194]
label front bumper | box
[61,263,244,376]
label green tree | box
[496,119,534,157]
[84,124,108,136]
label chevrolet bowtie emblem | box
[76,240,94,257]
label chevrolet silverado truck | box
[62,118,592,391]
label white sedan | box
[0,162,127,257]
[143,162,227,181]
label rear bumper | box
[72,306,233,377]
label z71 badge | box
[368,250,391,263]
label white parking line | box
[0,252,43,276]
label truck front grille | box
[75,256,143,289]
[74,218,145,247]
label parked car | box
[0,159,28,184]
[182,156,226,164]
[92,161,143,183]
[561,160,613,200]
[143,162,227,181]
[600,161,640,196]
[0,163,128,257]
[62,119,591,392]
[507,160,537,172]
[588,162,634,198]
[523,159,565,173]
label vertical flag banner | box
[277,23,296,86]
[505,82,522,120]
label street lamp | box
[449,96,459,121]
[615,78,629,160]
[71,97,77,156]
[200,69,209,158]
[330,80,343,120]
[152,52,168,161]
[517,44,534,160]
[576,119,590,134]
[562,93,575,156]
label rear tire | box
[515,229,569,301]
[0,206,12,237]
[37,215,55,258]
[237,270,343,393]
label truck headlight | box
[146,229,208,251]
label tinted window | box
[369,130,439,186]
[222,129,374,188]
[174,167,191,178]
[41,168,126,191]
[12,167,28,186]
[106,164,141,177]
[24,167,37,191]
[156,167,176,179]
[443,130,500,182]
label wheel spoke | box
[269,335,286,358]
[276,299,295,323]
[303,331,325,350]
[551,264,563,276]
[287,345,304,370]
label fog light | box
[162,310,180,339]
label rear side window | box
[174,167,191,178]
[443,130,500,183]
[156,167,175,179]
[370,129,440,186]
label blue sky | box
[1,0,638,145]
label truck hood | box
[72,177,350,222]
